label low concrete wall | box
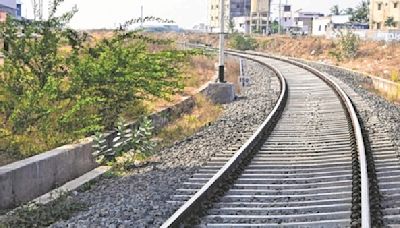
[370,77,400,102]
[0,74,219,211]
[0,142,96,210]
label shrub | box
[339,30,360,58]
[328,30,360,61]
[0,0,194,158]
[229,33,258,51]
[391,70,399,82]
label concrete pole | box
[218,0,225,83]
[266,0,271,35]
[140,5,144,28]
[278,0,282,34]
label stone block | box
[203,82,235,104]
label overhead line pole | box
[278,0,282,34]
[140,5,144,28]
[218,0,225,83]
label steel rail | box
[163,45,370,227]
[160,54,288,228]
[246,52,371,228]
[229,50,370,227]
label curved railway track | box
[162,51,371,227]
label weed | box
[0,194,87,227]
[391,70,399,82]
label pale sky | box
[20,0,361,29]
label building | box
[370,0,400,30]
[312,16,331,36]
[312,15,352,36]
[279,5,294,32]
[208,0,251,32]
[208,0,271,33]
[312,14,369,38]
[0,0,22,21]
[293,11,324,35]
[250,0,271,33]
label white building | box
[312,17,331,36]
[280,5,294,31]
[233,16,251,33]
[293,11,324,34]
[312,15,354,37]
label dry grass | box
[172,33,400,83]
[155,94,223,148]
[256,36,400,82]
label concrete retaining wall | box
[0,75,219,210]
[370,77,400,102]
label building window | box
[378,3,382,10]
[394,2,398,8]
[319,25,322,31]
[377,22,381,29]
[237,4,240,8]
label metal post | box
[218,0,225,83]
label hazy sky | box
[20,0,362,29]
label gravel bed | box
[52,59,281,228]
[298,60,400,150]
[298,59,400,226]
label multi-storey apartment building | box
[370,0,400,29]
[209,0,251,31]
[209,0,272,33]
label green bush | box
[0,0,194,158]
[329,30,360,61]
[229,33,258,51]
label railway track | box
[162,51,372,227]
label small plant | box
[391,70,399,82]
[92,117,156,171]
[129,117,156,158]
[1,193,87,227]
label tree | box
[228,18,235,33]
[385,17,396,27]
[330,5,340,15]
[0,0,194,157]
[344,8,354,15]
[351,0,369,23]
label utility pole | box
[140,5,144,28]
[218,0,225,83]
[278,0,282,34]
[266,0,271,35]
